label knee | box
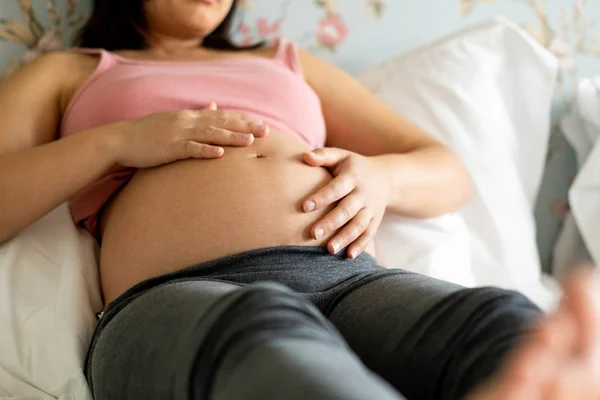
[442,287,543,354]
[467,287,543,330]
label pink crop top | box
[60,39,327,238]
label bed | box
[1,0,599,398]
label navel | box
[248,153,269,159]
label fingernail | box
[309,151,317,157]
[332,242,340,253]
[304,201,315,212]
[350,250,358,259]
[253,121,266,131]
[315,228,324,240]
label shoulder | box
[243,39,314,62]
[18,51,103,113]
[1,52,75,92]
[24,51,95,72]
[294,47,347,91]
[295,47,328,70]
[243,40,342,88]
[10,51,98,89]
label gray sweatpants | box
[85,246,541,400]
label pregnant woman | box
[0,0,599,399]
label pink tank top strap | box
[274,38,304,76]
[68,47,117,74]
[61,48,118,124]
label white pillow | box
[0,204,100,400]
[375,213,474,287]
[360,17,559,308]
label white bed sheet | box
[0,205,100,400]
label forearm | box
[376,145,472,218]
[0,127,117,243]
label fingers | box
[200,126,256,147]
[203,110,269,137]
[311,194,363,239]
[175,141,224,160]
[346,221,378,259]
[325,208,372,256]
[304,174,355,212]
[303,148,350,168]
[180,109,269,140]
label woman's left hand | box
[302,148,390,259]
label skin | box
[0,0,597,398]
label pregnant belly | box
[99,130,341,304]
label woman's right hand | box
[106,103,269,168]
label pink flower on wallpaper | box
[257,18,280,37]
[239,23,251,34]
[239,23,252,45]
[239,18,280,46]
[549,34,577,71]
[316,14,349,48]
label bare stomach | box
[99,130,375,305]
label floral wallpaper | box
[0,0,88,79]
[462,0,599,118]
[236,0,384,51]
[0,0,599,270]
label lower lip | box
[198,0,218,3]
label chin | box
[182,14,224,34]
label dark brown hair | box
[78,0,255,51]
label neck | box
[145,31,205,54]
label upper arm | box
[298,49,441,156]
[0,52,76,155]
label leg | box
[88,280,404,400]
[324,269,542,400]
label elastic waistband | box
[103,246,378,315]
